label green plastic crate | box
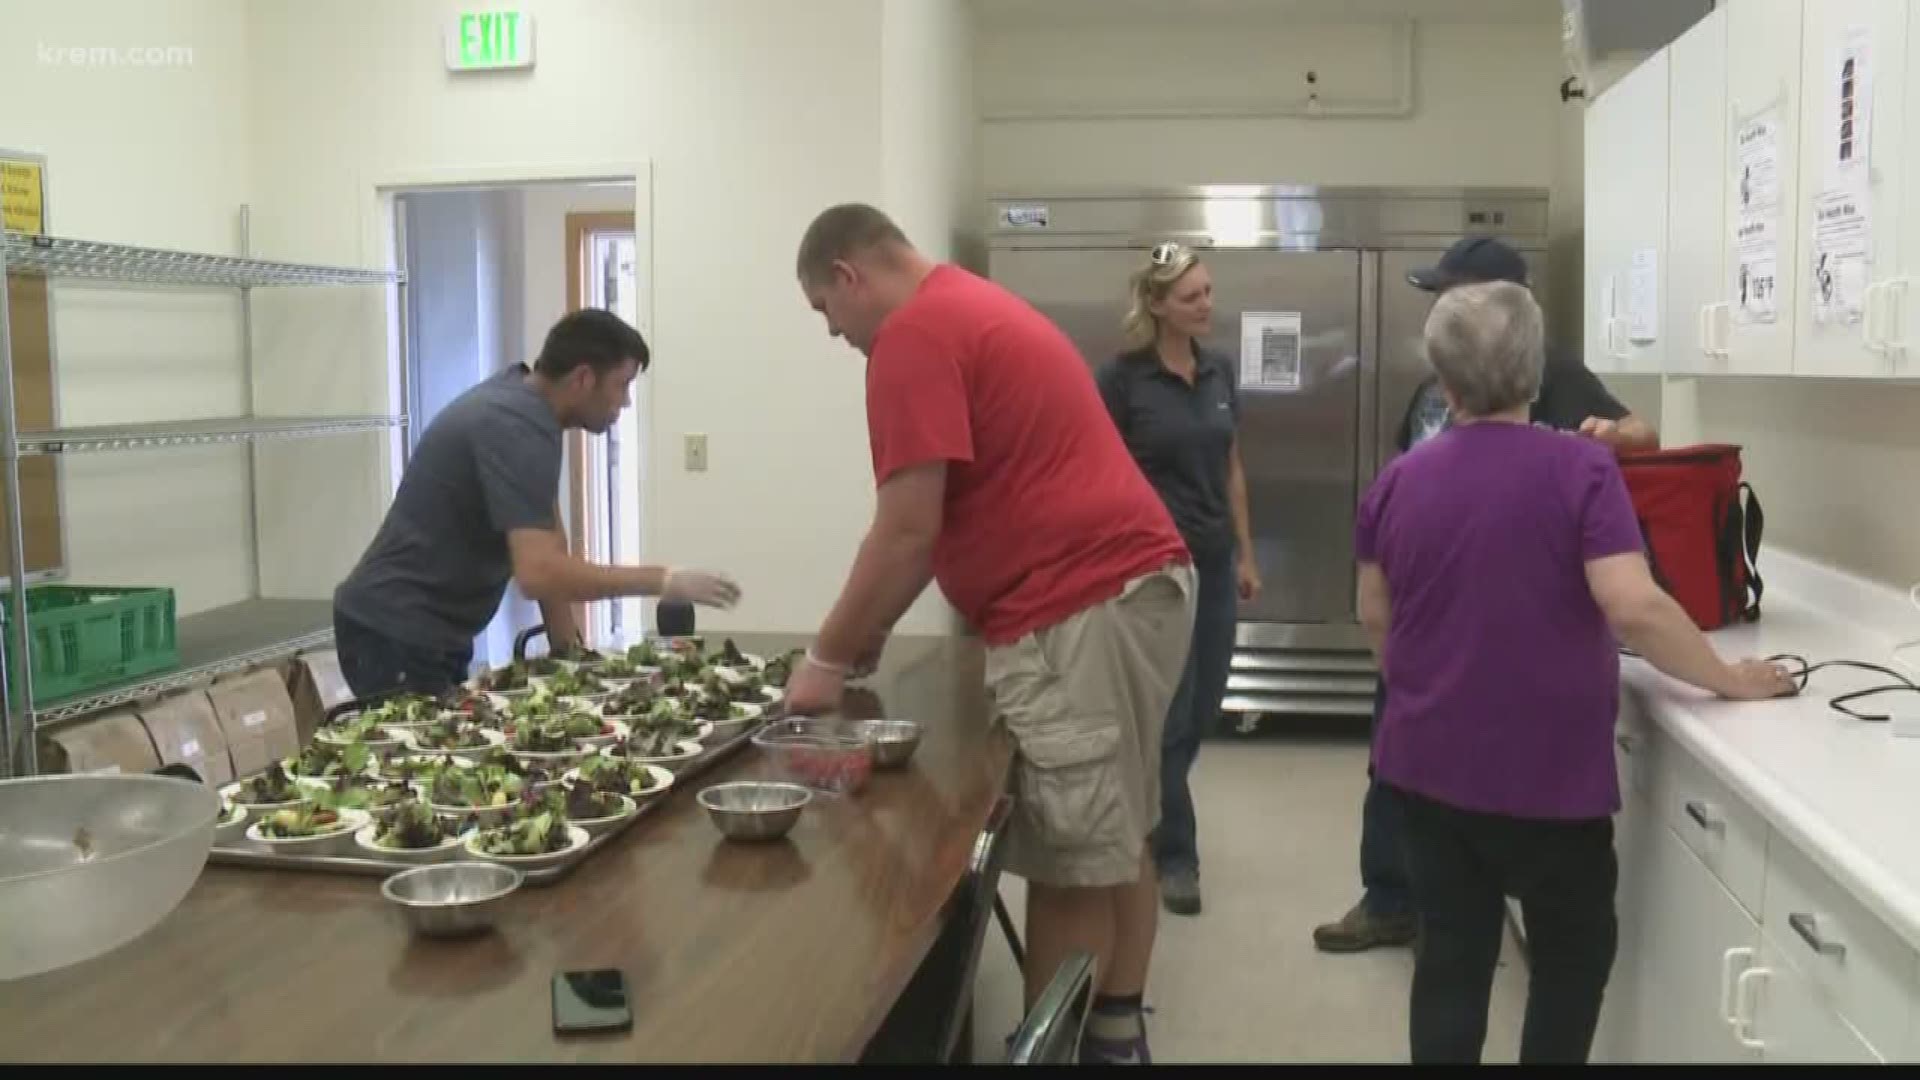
[0,585,179,708]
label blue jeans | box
[1152,544,1237,876]
[1362,680,1415,918]
[333,608,473,701]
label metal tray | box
[207,718,770,886]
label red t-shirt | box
[866,265,1190,645]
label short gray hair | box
[1423,280,1544,418]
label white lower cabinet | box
[1737,934,1883,1063]
[1609,815,1763,1063]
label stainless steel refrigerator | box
[985,186,1551,724]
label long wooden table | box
[0,634,1011,1063]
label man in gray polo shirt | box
[332,309,740,698]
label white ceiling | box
[970,0,1561,28]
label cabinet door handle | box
[1712,302,1732,359]
[1615,733,1637,752]
[1733,966,1770,1050]
[1883,278,1909,357]
[1684,799,1723,832]
[1698,304,1712,357]
[1720,946,1755,1023]
[1788,911,1847,959]
[1864,282,1886,354]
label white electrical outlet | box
[685,433,708,472]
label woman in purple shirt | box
[1354,281,1794,1064]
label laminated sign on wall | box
[1,158,44,234]
[1240,312,1302,392]
[1732,108,1782,324]
[1811,25,1874,325]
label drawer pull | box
[1684,800,1723,831]
[1788,912,1847,959]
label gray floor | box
[971,733,1530,1063]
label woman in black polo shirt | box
[1095,242,1261,917]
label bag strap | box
[1739,483,1765,620]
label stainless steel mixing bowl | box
[380,861,523,938]
[697,780,811,841]
[0,773,218,981]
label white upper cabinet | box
[1584,49,1670,375]
[1721,0,1804,376]
[1792,0,1911,377]
[1666,8,1731,373]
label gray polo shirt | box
[1096,344,1240,560]
[334,364,561,652]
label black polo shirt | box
[1394,347,1631,452]
[1096,344,1239,560]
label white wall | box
[978,18,1566,193]
[879,0,978,634]
[241,0,912,634]
[0,0,255,615]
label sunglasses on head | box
[1150,242,1184,266]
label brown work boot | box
[1313,901,1418,953]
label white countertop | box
[1621,550,1920,950]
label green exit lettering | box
[450,9,532,71]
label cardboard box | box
[207,669,301,779]
[39,709,160,776]
[137,689,232,787]
[286,649,353,744]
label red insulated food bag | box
[1616,444,1764,631]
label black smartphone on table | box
[552,969,633,1035]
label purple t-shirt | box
[1355,422,1644,820]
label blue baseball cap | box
[1408,236,1531,292]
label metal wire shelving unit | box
[0,212,407,776]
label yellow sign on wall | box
[2,160,45,234]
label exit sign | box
[445,9,534,72]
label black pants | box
[333,608,472,701]
[1388,785,1618,1065]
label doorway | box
[390,178,644,668]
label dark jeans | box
[1360,681,1414,918]
[1388,784,1619,1065]
[333,608,473,701]
[1151,544,1237,876]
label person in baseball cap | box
[1309,235,1660,959]
[1407,236,1533,292]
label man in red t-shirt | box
[787,204,1195,1064]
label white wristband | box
[805,648,853,676]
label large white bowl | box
[370,753,477,785]
[615,738,705,775]
[398,727,506,755]
[562,762,675,803]
[424,798,518,829]
[570,718,630,752]
[700,702,765,741]
[504,743,592,770]
[244,808,372,857]
[313,726,406,754]
[353,823,471,865]
[212,802,250,846]
[464,824,590,871]
[608,717,715,745]
[565,794,637,838]
[217,780,310,822]
[0,774,219,981]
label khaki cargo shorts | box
[986,564,1196,889]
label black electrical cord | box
[1619,649,1920,723]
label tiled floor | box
[971,731,1530,1063]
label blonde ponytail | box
[1122,242,1202,349]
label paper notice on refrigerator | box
[1826,26,1872,191]
[1627,248,1659,343]
[1810,188,1871,324]
[1732,107,1783,324]
[1239,312,1302,391]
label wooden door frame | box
[562,210,636,641]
